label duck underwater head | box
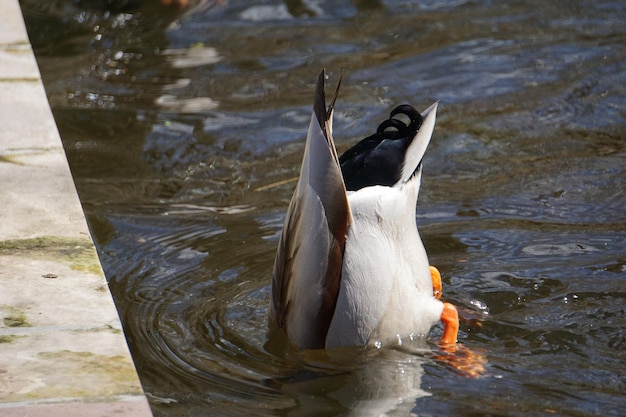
[270,70,459,351]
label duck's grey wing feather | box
[271,70,350,349]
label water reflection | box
[277,348,432,416]
[22,0,626,415]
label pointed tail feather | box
[399,102,438,184]
[271,70,351,349]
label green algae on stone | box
[31,350,144,398]
[0,236,103,276]
[0,148,61,165]
[2,350,144,402]
[0,334,26,343]
[0,154,26,165]
[1,304,31,328]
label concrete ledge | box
[0,1,152,415]
[0,397,152,417]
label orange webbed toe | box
[439,302,459,347]
[430,265,442,300]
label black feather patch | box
[339,105,424,191]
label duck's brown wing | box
[270,70,351,349]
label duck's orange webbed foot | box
[439,302,459,347]
[430,265,442,300]
[437,303,486,378]
[430,266,457,345]
[435,343,487,378]
[430,266,487,377]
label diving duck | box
[270,70,458,350]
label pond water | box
[21,0,626,415]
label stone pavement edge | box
[0,1,153,415]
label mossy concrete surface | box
[0,1,152,415]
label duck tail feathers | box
[399,101,438,184]
[271,70,351,349]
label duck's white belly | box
[325,185,443,348]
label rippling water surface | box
[22,0,625,415]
